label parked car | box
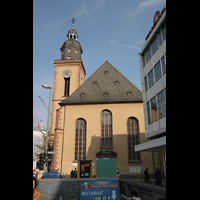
[41,172,63,179]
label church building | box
[50,21,160,176]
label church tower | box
[50,17,86,146]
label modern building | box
[135,6,166,179]
[49,20,161,176]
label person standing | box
[116,168,120,178]
[155,167,162,186]
[33,176,41,200]
[70,170,74,178]
[58,168,60,174]
[74,168,77,178]
[144,168,149,183]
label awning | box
[135,136,166,152]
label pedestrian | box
[70,170,74,178]
[33,169,36,177]
[116,168,120,178]
[58,168,60,174]
[144,167,149,183]
[74,168,77,178]
[155,167,162,186]
[33,176,41,200]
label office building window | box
[147,89,166,125]
[151,96,158,122]
[152,36,158,55]
[144,76,148,91]
[127,117,140,162]
[157,90,166,118]
[146,46,151,63]
[147,101,151,124]
[74,119,86,161]
[101,110,112,148]
[158,30,163,46]
[154,61,162,82]
[148,70,154,88]
[162,22,166,40]
[161,56,166,74]
[142,54,146,67]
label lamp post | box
[42,84,52,173]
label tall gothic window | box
[74,119,86,161]
[127,117,140,162]
[101,110,113,148]
[64,77,70,97]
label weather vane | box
[71,16,76,29]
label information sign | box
[80,180,119,200]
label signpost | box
[80,180,120,200]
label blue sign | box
[80,181,119,200]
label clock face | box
[62,69,72,78]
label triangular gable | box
[59,61,142,105]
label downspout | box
[60,106,66,174]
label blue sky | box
[33,0,165,129]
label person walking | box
[144,168,149,183]
[155,167,162,186]
[33,176,41,200]
[74,168,77,178]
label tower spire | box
[71,16,76,29]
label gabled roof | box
[59,61,142,106]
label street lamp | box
[42,84,52,173]
[42,84,52,89]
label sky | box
[33,0,165,129]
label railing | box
[119,178,166,200]
[37,177,166,200]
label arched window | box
[101,110,112,148]
[127,117,140,161]
[74,118,86,161]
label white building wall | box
[139,10,166,139]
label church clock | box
[62,69,72,78]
